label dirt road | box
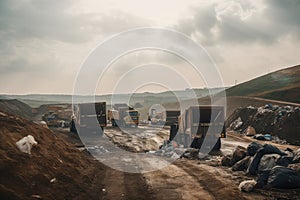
[59,124,299,200]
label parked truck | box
[108,105,139,127]
[149,109,165,125]
[168,105,226,150]
[70,102,106,134]
[165,110,181,126]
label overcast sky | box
[0,0,299,94]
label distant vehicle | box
[150,109,165,125]
[108,104,139,127]
[71,102,106,134]
[168,106,226,150]
[165,110,181,126]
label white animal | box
[239,180,257,192]
[16,135,38,154]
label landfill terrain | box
[1,103,300,199]
[1,66,300,200]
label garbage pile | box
[147,140,185,159]
[221,142,300,191]
[226,104,300,145]
[86,145,110,154]
[147,140,212,160]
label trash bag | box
[221,155,232,167]
[288,163,300,173]
[253,134,266,141]
[181,148,200,159]
[247,144,286,175]
[256,170,271,188]
[16,135,38,154]
[261,144,286,155]
[245,126,256,136]
[276,150,294,167]
[268,166,300,189]
[292,149,300,164]
[258,154,281,171]
[239,180,257,192]
[263,134,272,141]
[247,142,262,156]
[231,145,247,165]
[276,156,294,167]
[232,156,252,171]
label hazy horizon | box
[1,0,299,94]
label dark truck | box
[108,104,139,127]
[70,102,106,134]
[169,105,226,150]
[165,110,181,126]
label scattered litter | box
[86,145,109,154]
[31,194,42,199]
[221,154,233,167]
[288,163,300,173]
[239,180,257,192]
[292,148,300,163]
[232,156,251,171]
[257,107,273,115]
[245,126,256,136]
[50,178,56,183]
[263,134,272,141]
[230,117,243,130]
[258,154,281,171]
[16,135,38,154]
[253,134,266,141]
[0,111,8,116]
[231,145,247,166]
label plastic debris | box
[239,180,257,192]
[245,126,256,136]
[16,135,38,154]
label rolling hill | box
[225,65,300,103]
[0,99,33,119]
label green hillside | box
[226,65,300,103]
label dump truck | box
[71,102,106,134]
[165,110,181,126]
[169,106,226,150]
[108,105,139,127]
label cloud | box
[0,0,299,94]
[175,0,300,45]
[0,0,149,44]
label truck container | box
[71,102,106,134]
[168,106,225,150]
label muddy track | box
[99,164,154,200]
[174,161,245,200]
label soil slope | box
[225,65,300,104]
[0,111,152,200]
[0,99,33,119]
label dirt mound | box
[0,111,155,200]
[0,99,33,119]
[0,111,108,199]
[226,105,300,145]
